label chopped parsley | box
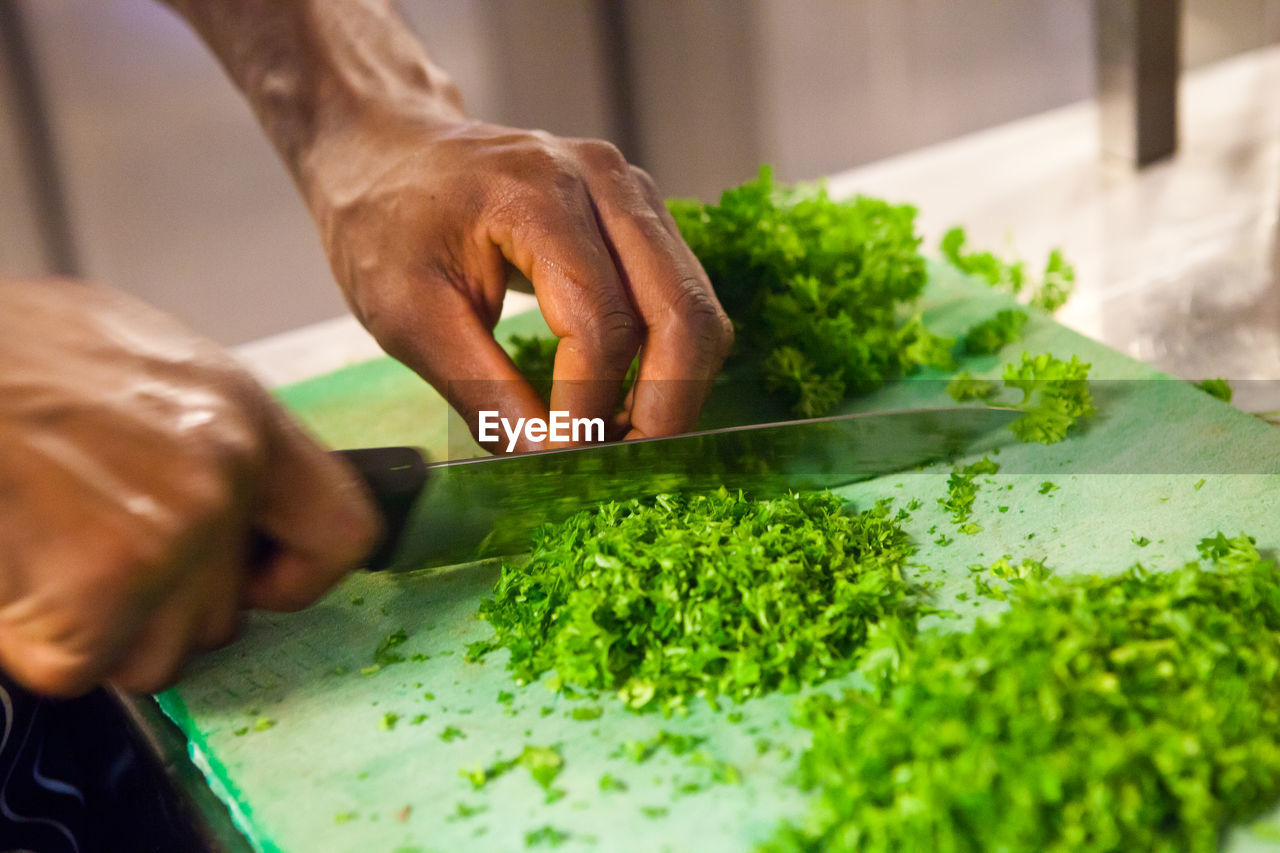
[940,227,1075,312]
[599,773,628,793]
[524,825,569,847]
[471,490,929,713]
[962,308,1028,355]
[1193,378,1233,403]
[462,745,564,792]
[940,457,999,526]
[1003,353,1095,443]
[947,353,1095,444]
[770,533,1280,851]
[373,629,408,667]
[513,169,954,417]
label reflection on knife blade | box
[358,406,1020,572]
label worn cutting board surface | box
[158,262,1280,852]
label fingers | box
[578,151,733,438]
[107,542,243,693]
[106,594,207,693]
[489,182,644,432]
[242,405,382,611]
[363,280,552,452]
[0,526,243,697]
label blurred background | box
[2,0,1280,367]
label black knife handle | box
[334,447,430,571]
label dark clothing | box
[0,674,205,853]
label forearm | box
[159,0,465,185]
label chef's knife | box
[338,406,1021,572]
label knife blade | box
[338,406,1021,572]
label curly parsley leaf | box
[668,167,944,417]
[962,308,1029,356]
[1002,352,1095,444]
[945,370,999,402]
[940,227,1075,312]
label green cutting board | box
[156,262,1280,852]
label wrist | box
[165,0,468,192]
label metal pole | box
[1096,0,1181,168]
[0,0,81,276]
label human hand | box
[300,117,734,451]
[0,279,379,696]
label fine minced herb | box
[939,457,999,528]
[470,489,930,713]
[524,825,569,847]
[616,730,707,764]
[966,555,1052,602]
[461,744,564,792]
[766,533,1280,852]
[599,774,628,793]
[373,629,408,667]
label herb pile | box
[666,167,952,417]
[469,489,929,713]
[766,534,1280,852]
[507,170,1078,426]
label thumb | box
[242,406,381,611]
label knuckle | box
[672,284,735,359]
[582,308,644,364]
[575,139,628,174]
[628,164,661,197]
[77,528,161,593]
[172,468,234,532]
[502,136,572,185]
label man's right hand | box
[0,279,380,697]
